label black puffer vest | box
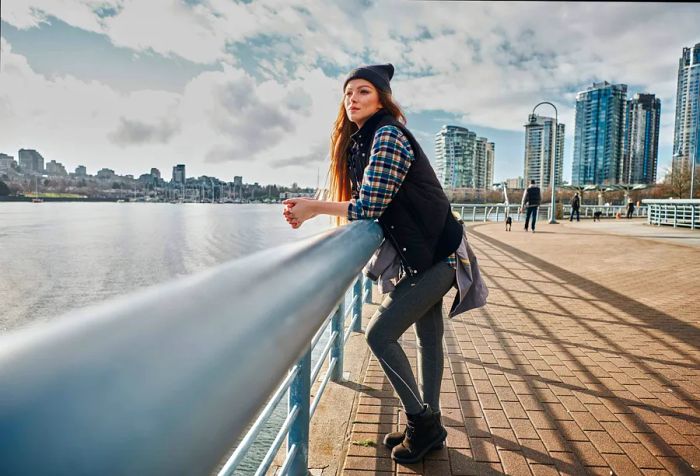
[348,109,462,276]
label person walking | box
[282,63,486,464]
[521,179,542,232]
[627,200,635,219]
[570,192,581,222]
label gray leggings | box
[365,260,455,415]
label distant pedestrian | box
[520,179,541,232]
[282,63,487,465]
[626,200,635,219]
[570,192,581,222]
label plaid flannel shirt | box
[347,125,456,269]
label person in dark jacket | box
[627,200,635,218]
[570,192,581,222]
[282,64,466,464]
[520,179,541,232]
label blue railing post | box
[363,276,373,305]
[352,278,362,332]
[330,300,345,382]
[288,347,311,475]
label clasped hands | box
[282,197,317,229]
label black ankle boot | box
[391,404,447,464]
[383,410,444,449]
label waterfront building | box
[436,125,475,188]
[505,177,525,190]
[45,160,68,176]
[474,137,495,189]
[672,42,700,175]
[0,153,18,173]
[18,149,45,174]
[75,165,87,177]
[172,164,186,184]
[150,168,161,179]
[524,114,565,188]
[435,125,494,190]
[572,82,628,186]
[97,168,115,180]
[623,94,661,184]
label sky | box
[1,1,699,188]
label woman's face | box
[344,79,382,127]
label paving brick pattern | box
[342,222,700,475]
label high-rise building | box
[435,125,476,188]
[150,168,161,179]
[97,168,115,180]
[172,164,186,184]
[623,94,661,184]
[45,160,67,176]
[523,114,565,188]
[572,82,628,186]
[0,153,17,173]
[474,137,495,189]
[435,125,494,190]
[18,149,45,174]
[75,165,87,176]
[672,43,700,175]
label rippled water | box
[0,202,335,475]
[0,202,331,332]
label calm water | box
[0,202,331,332]
[0,202,334,474]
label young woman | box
[282,64,464,464]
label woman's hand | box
[282,197,318,229]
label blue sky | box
[1,1,699,187]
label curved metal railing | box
[0,220,384,475]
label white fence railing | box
[643,199,700,229]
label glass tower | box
[435,126,494,190]
[672,43,700,174]
[572,82,628,186]
[523,114,565,188]
[623,94,661,184]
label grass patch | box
[351,439,376,447]
[24,192,87,198]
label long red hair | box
[328,89,406,225]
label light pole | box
[532,101,559,224]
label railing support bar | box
[287,347,311,475]
[331,299,346,382]
[352,277,362,333]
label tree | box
[664,165,691,198]
[0,180,10,196]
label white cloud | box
[2,2,699,183]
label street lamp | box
[532,101,559,224]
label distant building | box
[172,164,186,184]
[18,149,45,174]
[505,177,525,189]
[672,42,700,175]
[572,82,628,186]
[97,168,116,180]
[45,160,68,176]
[524,114,565,188]
[75,165,87,176]
[435,126,495,191]
[0,153,18,173]
[623,93,661,184]
[150,168,161,179]
[474,137,495,189]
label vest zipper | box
[384,225,417,277]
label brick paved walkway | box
[342,222,700,475]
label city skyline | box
[1,3,699,187]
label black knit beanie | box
[343,63,395,94]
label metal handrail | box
[643,199,700,229]
[0,219,383,475]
